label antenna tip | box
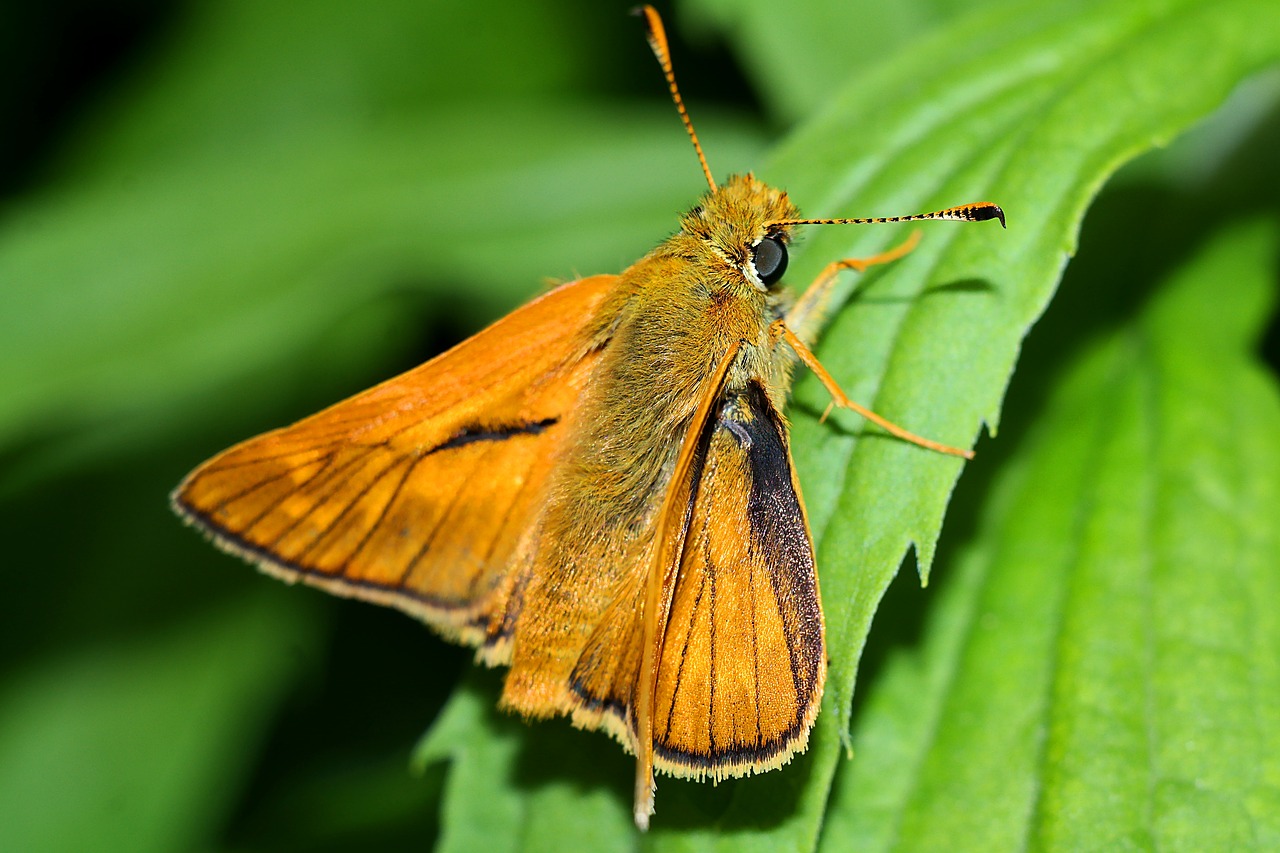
[632,5,667,58]
[976,203,1006,228]
[631,5,658,29]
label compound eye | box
[752,236,788,287]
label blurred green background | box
[3,0,1278,851]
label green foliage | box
[2,0,1277,850]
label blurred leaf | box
[685,0,996,122]
[0,592,315,853]
[59,0,629,175]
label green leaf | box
[417,672,634,853]
[818,214,1280,850]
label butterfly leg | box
[772,320,973,459]
[784,231,921,345]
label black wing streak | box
[707,512,717,756]
[430,417,558,455]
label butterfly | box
[172,5,1003,829]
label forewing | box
[651,381,825,780]
[173,275,616,652]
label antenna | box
[634,5,717,192]
[771,201,1007,229]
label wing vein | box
[235,450,339,535]
[294,451,405,562]
[393,451,478,590]
[663,563,707,741]
[254,446,379,548]
[212,446,340,517]
[203,445,342,472]
[750,540,762,749]
[341,454,418,569]
[706,519,717,756]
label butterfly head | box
[678,174,800,293]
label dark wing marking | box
[651,380,825,779]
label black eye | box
[752,236,788,287]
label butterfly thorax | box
[559,173,801,521]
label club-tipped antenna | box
[634,5,716,192]
[770,201,1007,229]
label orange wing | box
[172,275,616,654]
[529,375,825,783]
[651,380,825,780]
